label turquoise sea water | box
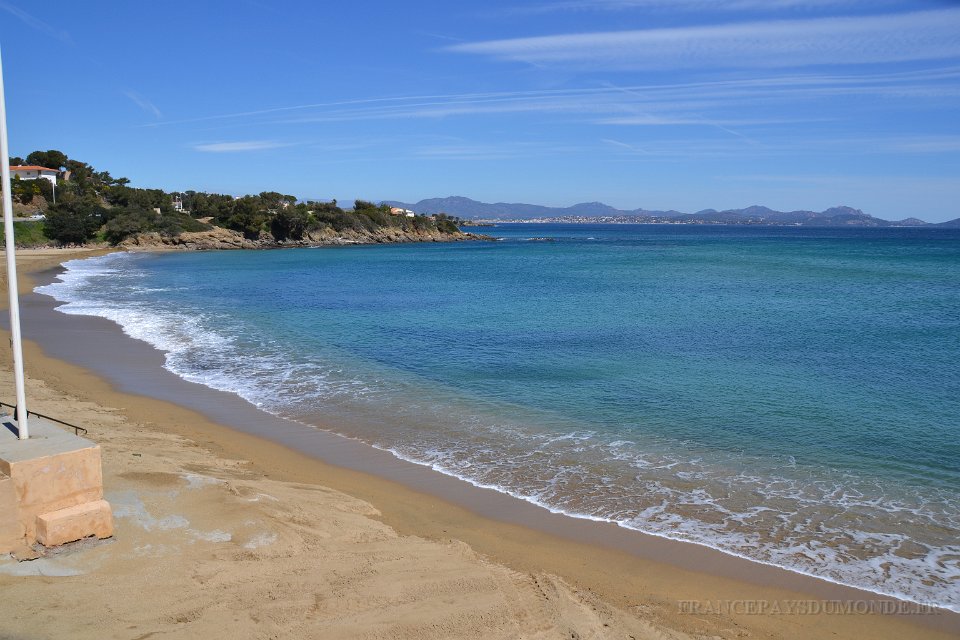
[38,225,960,609]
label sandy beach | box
[1,248,957,640]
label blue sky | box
[1,1,958,221]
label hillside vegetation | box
[6,149,465,248]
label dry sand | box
[0,248,956,639]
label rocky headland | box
[119,225,490,251]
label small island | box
[4,149,483,250]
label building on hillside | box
[390,207,416,217]
[10,165,58,185]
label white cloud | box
[193,141,292,152]
[448,9,960,70]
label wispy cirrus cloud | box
[143,65,960,132]
[602,138,653,154]
[448,9,960,70]
[123,90,162,119]
[879,135,960,153]
[193,140,292,152]
[272,67,958,126]
[597,115,817,125]
[601,132,960,160]
[142,94,470,128]
[150,66,957,163]
[413,141,574,160]
[0,1,72,43]
[510,0,887,14]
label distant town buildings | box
[390,207,416,218]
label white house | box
[10,165,58,185]
[390,207,416,217]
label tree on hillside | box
[435,213,460,234]
[183,192,234,219]
[353,199,378,211]
[104,185,171,212]
[25,150,65,170]
[103,207,210,245]
[258,191,297,210]
[43,198,104,244]
[270,206,309,241]
[62,159,97,194]
[103,208,156,244]
[312,200,341,214]
[25,149,68,171]
[222,197,267,239]
[97,170,130,188]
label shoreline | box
[3,247,958,638]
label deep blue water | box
[39,224,960,609]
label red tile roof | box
[10,165,59,172]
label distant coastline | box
[463,216,960,227]
[388,196,960,227]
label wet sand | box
[1,248,957,639]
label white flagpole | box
[0,45,30,439]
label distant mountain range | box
[383,196,960,227]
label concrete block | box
[6,445,104,541]
[35,499,113,547]
[0,416,112,551]
[0,473,23,552]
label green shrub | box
[103,209,212,244]
[221,198,267,239]
[270,208,309,241]
[156,211,209,237]
[104,209,155,244]
[43,203,103,244]
[10,176,53,205]
[436,218,459,233]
